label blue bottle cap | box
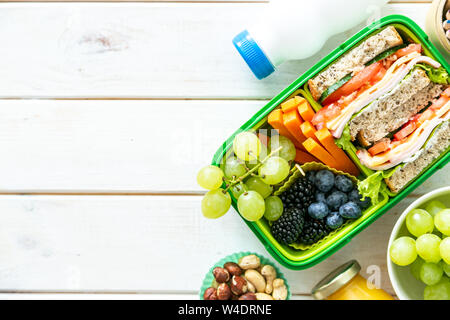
[232,30,275,80]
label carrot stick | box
[295,149,319,164]
[268,109,306,151]
[281,97,300,113]
[315,128,360,177]
[300,121,320,144]
[297,99,316,122]
[283,110,307,146]
[303,138,340,169]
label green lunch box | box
[212,15,450,270]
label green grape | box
[441,275,450,283]
[440,237,450,265]
[410,257,425,281]
[201,189,231,219]
[231,184,245,199]
[432,228,443,238]
[264,196,284,222]
[420,262,444,286]
[233,132,261,162]
[390,237,417,266]
[416,234,442,263]
[237,191,265,222]
[440,260,450,277]
[425,200,446,217]
[245,176,273,199]
[259,157,290,186]
[197,165,224,190]
[223,157,247,180]
[406,209,434,237]
[435,209,450,236]
[246,144,268,170]
[424,278,450,300]
[269,135,297,162]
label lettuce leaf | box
[415,63,449,85]
[357,168,398,205]
[335,125,355,153]
[336,126,399,204]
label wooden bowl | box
[426,0,450,61]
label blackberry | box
[279,177,315,211]
[271,207,305,245]
[298,216,331,245]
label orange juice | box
[312,260,394,300]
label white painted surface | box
[0,2,429,99]
[0,1,446,300]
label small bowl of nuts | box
[200,252,291,301]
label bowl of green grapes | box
[388,186,450,300]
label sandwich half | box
[308,26,404,101]
[349,68,444,146]
[308,26,450,194]
[355,86,450,192]
[310,26,448,140]
[385,121,449,193]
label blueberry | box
[315,192,327,203]
[308,202,330,220]
[348,189,360,202]
[339,202,362,219]
[315,170,335,193]
[335,175,354,193]
[348,189,371,210]
[326,212,344,230]
[326,191,348,211]
[306,171,317,184]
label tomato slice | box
[322,62,383,106]
[312,104,341,129]
[371,66,387,84]
[394,121,417,141]
[395,44,422,58]
[368,139,391,156]
[442,87,450,98]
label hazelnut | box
[224,262,242,276]
[217,283,232,301]
[239,293,257,300]
[230,275,248,296]
[231,294,240,301]
[213,267,230,283]
[204,287,218,300]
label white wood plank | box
[0,99,448,193]
[0,99,262,193]
[0,2,428,99]
[0,0,429,2]
[0,185,445,294]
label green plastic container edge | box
[211,15,450,270]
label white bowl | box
[387,186,450,300]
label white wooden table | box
[0,0,447,300]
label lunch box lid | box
[212,15,450,270]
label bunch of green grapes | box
[390,201,450,300]
[197,131,297,222]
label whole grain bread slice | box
[308,26,403,101]
[349,69,444,144]
[385,121,450,193]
